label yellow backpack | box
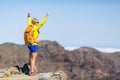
[24,25,34,45]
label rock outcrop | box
[0,64,67,80]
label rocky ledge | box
[0,64,67,80]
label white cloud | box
[95,48,120,53]
[65,47,79,51]
[65,46,120,53]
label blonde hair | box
[32,18,39,24]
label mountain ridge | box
[0,40,120,80]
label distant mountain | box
[0,40,120,80]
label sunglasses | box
[36,22,39,23]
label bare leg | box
[29,52,38,72]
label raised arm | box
[28,12,32,26]
[38,12,49,29]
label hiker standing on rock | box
[24,12,49,76]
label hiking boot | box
[29,71,38,76]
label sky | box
[0,0,120,48]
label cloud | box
[96,48,120,53]
[65,46,120,53]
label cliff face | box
[0,40,120,80]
